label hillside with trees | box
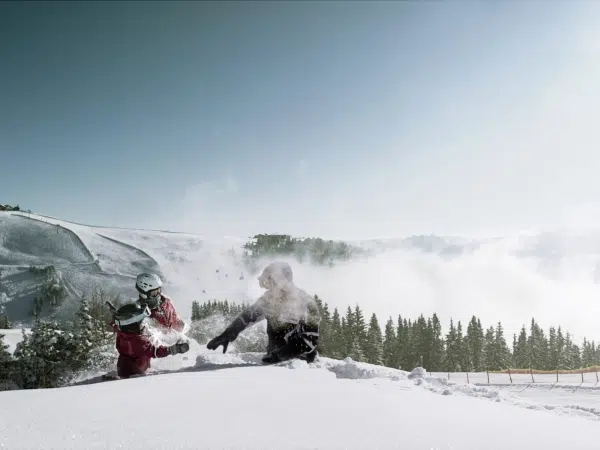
[242,234,366,271]
[0,204,22,211]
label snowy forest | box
[190,298,600,373]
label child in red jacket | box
[111,302,189,379]
[135,272,186,333]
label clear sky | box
[2,1,600,240]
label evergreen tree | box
[314,296,332,357]
[483,326,495,370]
[382,317,397,368]
[444,319,462,371]
[13,319,79,389]
[329,308,343,359]
[528,318,549,369]
[582,338,595,368]
[429,313,445,371]
[364,313,383,365]
[395,315,407,369]
[513,326,529,368]
[548,326,561,370]
[0,308,10,329]
[0,333,13,387]
[72,295,94,371]
[354,305,368,359]
[465,316,485,371]
[343,308,355,358]
[491,322,511,370]
[191,301,201,321]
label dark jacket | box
[223,283,321,360]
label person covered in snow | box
[111,302,190,378]
[135,272,186,333]
[206,261,321,364]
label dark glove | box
[168,340,190,355]
[206,332,234,353]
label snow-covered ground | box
[2,347,600,449]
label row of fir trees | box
[191,297,600,372]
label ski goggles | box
[140,287,161,299]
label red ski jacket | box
[112,325,170,378]
[149,295,185,332]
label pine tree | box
[444,319,462,371]
[512,326,528,368]
[191,301,201,321]
[483,326,495,370]
[429,314,444,371]
[364,313,383,365]
[0,333,13,387]
[528,318,549,369]
[548,326,560,369]
[395,315,407,369]
[0,308,10,329]
[329,308,343,359]
[13,319,79,389]
[466,316,485,371]
[354,305,367,359]
[72,295,103,372]
[382,317,397,368]
[343,307,355,358]
[582,338,594,368]
[492,322,511,370]
[314,296,332,357]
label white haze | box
[138,230,600,345]
[287,246,600,343]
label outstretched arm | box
[206,298,267,353]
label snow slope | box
[2,353,600,450]
[0,211,254,325]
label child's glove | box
[168,340,190,355]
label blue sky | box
[2,2,600,239]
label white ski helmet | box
[258,261,293,290]
[136,272,163,309]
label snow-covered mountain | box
[3,210,600,342]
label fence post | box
[466,370,470,384]
[486,369,490,384]
[581,367,584,383]
[447,372,450,380]
[556,368,558,383]
[530,367,534,383]
[507,368,513,384]
[596,369,598,383]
